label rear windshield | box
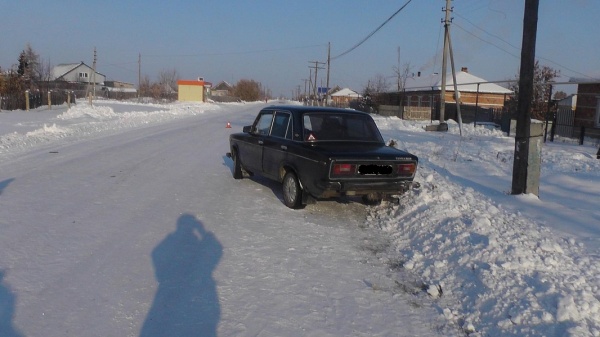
[302,112,384,143]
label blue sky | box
[2,0,599,97]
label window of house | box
[79,72,88,79]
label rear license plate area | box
[358,164,393,175]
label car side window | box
[271,112,291,139]
[255,112,274,135]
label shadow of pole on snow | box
[140,214,223,337]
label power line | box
[453,12,592,79]
[143,44,327,58]
[331,0,413,60]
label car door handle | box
[258,140,264,145]
[280,145,287,151]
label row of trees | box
[137,72,266,102]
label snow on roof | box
[403,71,513,94]
[52,63,83,79]
[51,62,106,80]
[330,88,361,97]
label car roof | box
[261,105,370,116]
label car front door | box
[262,111,292,180]
[242,112,273,174]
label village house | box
[52,62,105,87]
[377,67,514,122]
[330,88,361,107]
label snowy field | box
[0,99,599,336]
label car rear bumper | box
[314,179,417,198]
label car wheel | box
[282,171,303,209]
[232,150,243,180]
[362,193,382,206]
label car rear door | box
[262,111,293,180]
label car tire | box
[232,150,243,180]
[282,171,303,209]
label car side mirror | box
[243,125,252,133]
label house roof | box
[213,81,233,91]
[330,88,361,97]
[51,62,106,80]
[403,71,513,94]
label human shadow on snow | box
[0,270,24,337]
[140,214,223,337]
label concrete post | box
[525,121,543,196]
[47,91,52,109]
[25,90,30,111]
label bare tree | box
[364,74,390,96]
[139,75,152,98]
[507,61,559,120]
[233,79,261,101]
[158,68,179,96]
[392,62,412,107]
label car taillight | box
[332,163,355,176]
[397,163,416,176]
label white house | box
[330,88,361,106]
[52,62,105,85]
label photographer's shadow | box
[0,270,24,337]
[140,214,223,337]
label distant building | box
[330,88,361,107]
[212,81,233,97]
[177,78,212,102]
[571,78,600,129]
[52,62,105,85]
[102,81,137,99]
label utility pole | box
[138,53,141,100]
[92,47,97,100]
[446,18,463,135]
[512,0,541,195]
[439,0,451,126]
[309,60,325,106]
[326,42,331,106]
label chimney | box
[461,67,468,73]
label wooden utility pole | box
[326,42,331,106]
[92,47,97,100]
[511,0,540,195]
[309,60,325,106]
[138,53,141,100]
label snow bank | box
[368,116,600,336]
[0,101,221,157]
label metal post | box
[475,83,480,127]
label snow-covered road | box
[0,102,442,336]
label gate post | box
[47,91,52,109]
[25,90,30,111]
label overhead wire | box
[453,11,592,79]
[331,0,413,61]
